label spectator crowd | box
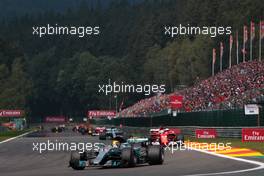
[119,61,264,117]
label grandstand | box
[119,60,264,117]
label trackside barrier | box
[93,108,263,138]
[109,126,264,138]
[93,108,264,127]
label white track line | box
[183,147,264,176]
[0,131,32,145]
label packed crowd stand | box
[119,61,264,117]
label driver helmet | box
[112,140,120,147]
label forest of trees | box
[0,0,263,119]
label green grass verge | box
[186,136,264,154]
[0,136,10,141]
[0,129,31,142]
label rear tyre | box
[58,127,62,133]
[79,128,87,135]
[72,127,77,132]
[69,152,85,170]
[121,147,136,167]
[148,145,164,165]
[51,128,56,133]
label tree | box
[0,58,32,110]
[172,36,213,85]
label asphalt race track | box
[0,129,264,176]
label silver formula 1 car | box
[69,137,164,170]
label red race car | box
[92,127,106,136]
[150,127,184,146]
[72,124,93,135]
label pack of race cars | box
[69,126,184,170]
[72,124,94,135]
[72,125,123,139]
[72,125,184,145]
[51,124,66,133]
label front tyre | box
[69,152,85,170]
[121,147,136,167]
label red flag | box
[220,42,224,71]
[230,35,233,48]
[119,98,124,111]
[261,21,264,39]
[250,21,255,40]
[213,48,216,64]
[244,25,248,43]
[220,42,224,58]
[243,26,248,62]
[229,35,233,68]
[241,48,247,54]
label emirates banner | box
[242,128,264,142]
[196,129,217,139]
[88,110,116,117]
[0,110,24,117]
[45,116,66,123]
